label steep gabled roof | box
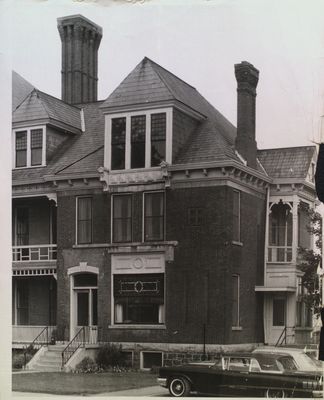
[12,71,34,111]
[13,89,82,132]
[257,146,316,179]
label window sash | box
[111,118,126,170]
[77,197,92,244]
[151,113,166,167]
[15,131,27,168]
[14,128,45,168]
[31,129,43,166]
[131,115,146,169]
[113,195,132,242]
[144,192,164,241]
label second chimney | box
[234,61,259,169]
[57,15,102,105]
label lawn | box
[12,371,158,395]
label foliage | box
[95,343,127,369]
[12,351,32,369]
[297,203,322,315]
[74,357,102,373]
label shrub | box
[96,344,127,369]
[12,352,32,369]
[74,356,100,373]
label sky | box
[1,0,324,149]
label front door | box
[72,273,98,343]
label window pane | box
[114,274,164,324]
[131,115,146,168]
[16,208,29,245]
[273,298,285,326]
[151,113,166,167]
[77,197,92,244]
[113,195,132,242]
[31,129,43,166]
[144,192,164,241]
[111,118,126,170]
[15,131,27,167]
[232,275,239,327]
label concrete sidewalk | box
[12,385,167,398]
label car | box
[157,353,323,397]
[253,346,322,372]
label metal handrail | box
[23,326,52,368]
[275,326,295,347]
[61,327,86,368]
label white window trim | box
[142,191,166,243]
[75,196,93,245]
[12,125,46,169]
[232,274,241,329]
[104,108,173,171]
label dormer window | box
[105,108,172,171]
[13,126,46,168]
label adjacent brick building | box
[12,14,318,369]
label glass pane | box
[144,193,164,241]
[92,290,97,325]
[77,198,92,244]
[16,131,27,167]
[151,113,166,166]
[77,292,89,326]
[74,273,97,287]
[31,148,42,166]
[273,298,285,326]
[131,115,145,169]
[111,118,126,170]
[113,195,132,242]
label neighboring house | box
[11,14,318,369]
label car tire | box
[169,377,191,397]
[265,388,285,398]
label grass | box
[12,371,158,395]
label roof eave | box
[12,118,82,134]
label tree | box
[297,202,322,315]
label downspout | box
[263,184,270,343]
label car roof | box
[253,347,305,354]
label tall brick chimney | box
[234,61,259,169]
[57,15,102,104]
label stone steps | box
[27,345,66,372]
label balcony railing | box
[13,245,57,262]
[268,246,292,263]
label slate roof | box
[102,57,238,165]
[257,146,316,179]
[13,89,82,132]
[12,71,34,111]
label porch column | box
[291,197,299,264]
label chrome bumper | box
[157,377,167,388]
[312,390,324,398]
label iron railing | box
[23,326,55,368]
[61,327,86,368]
[275,326,295,347]
[13,244,57,262]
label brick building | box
[12,15,318,369]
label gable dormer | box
[100,57,206,172]
[12,88,83,169]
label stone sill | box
[232,326,243,331]
[232,241,243,247]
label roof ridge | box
[37,90,82,110]
[145,57,196,90]
[13,88,36,113]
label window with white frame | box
[107,109,171,171]
[232,274,240,328]
[112,194,132,243]
[113,273,164,325]
[13,127,46,168]
[76,197,93,244]
[144,192,164,241]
